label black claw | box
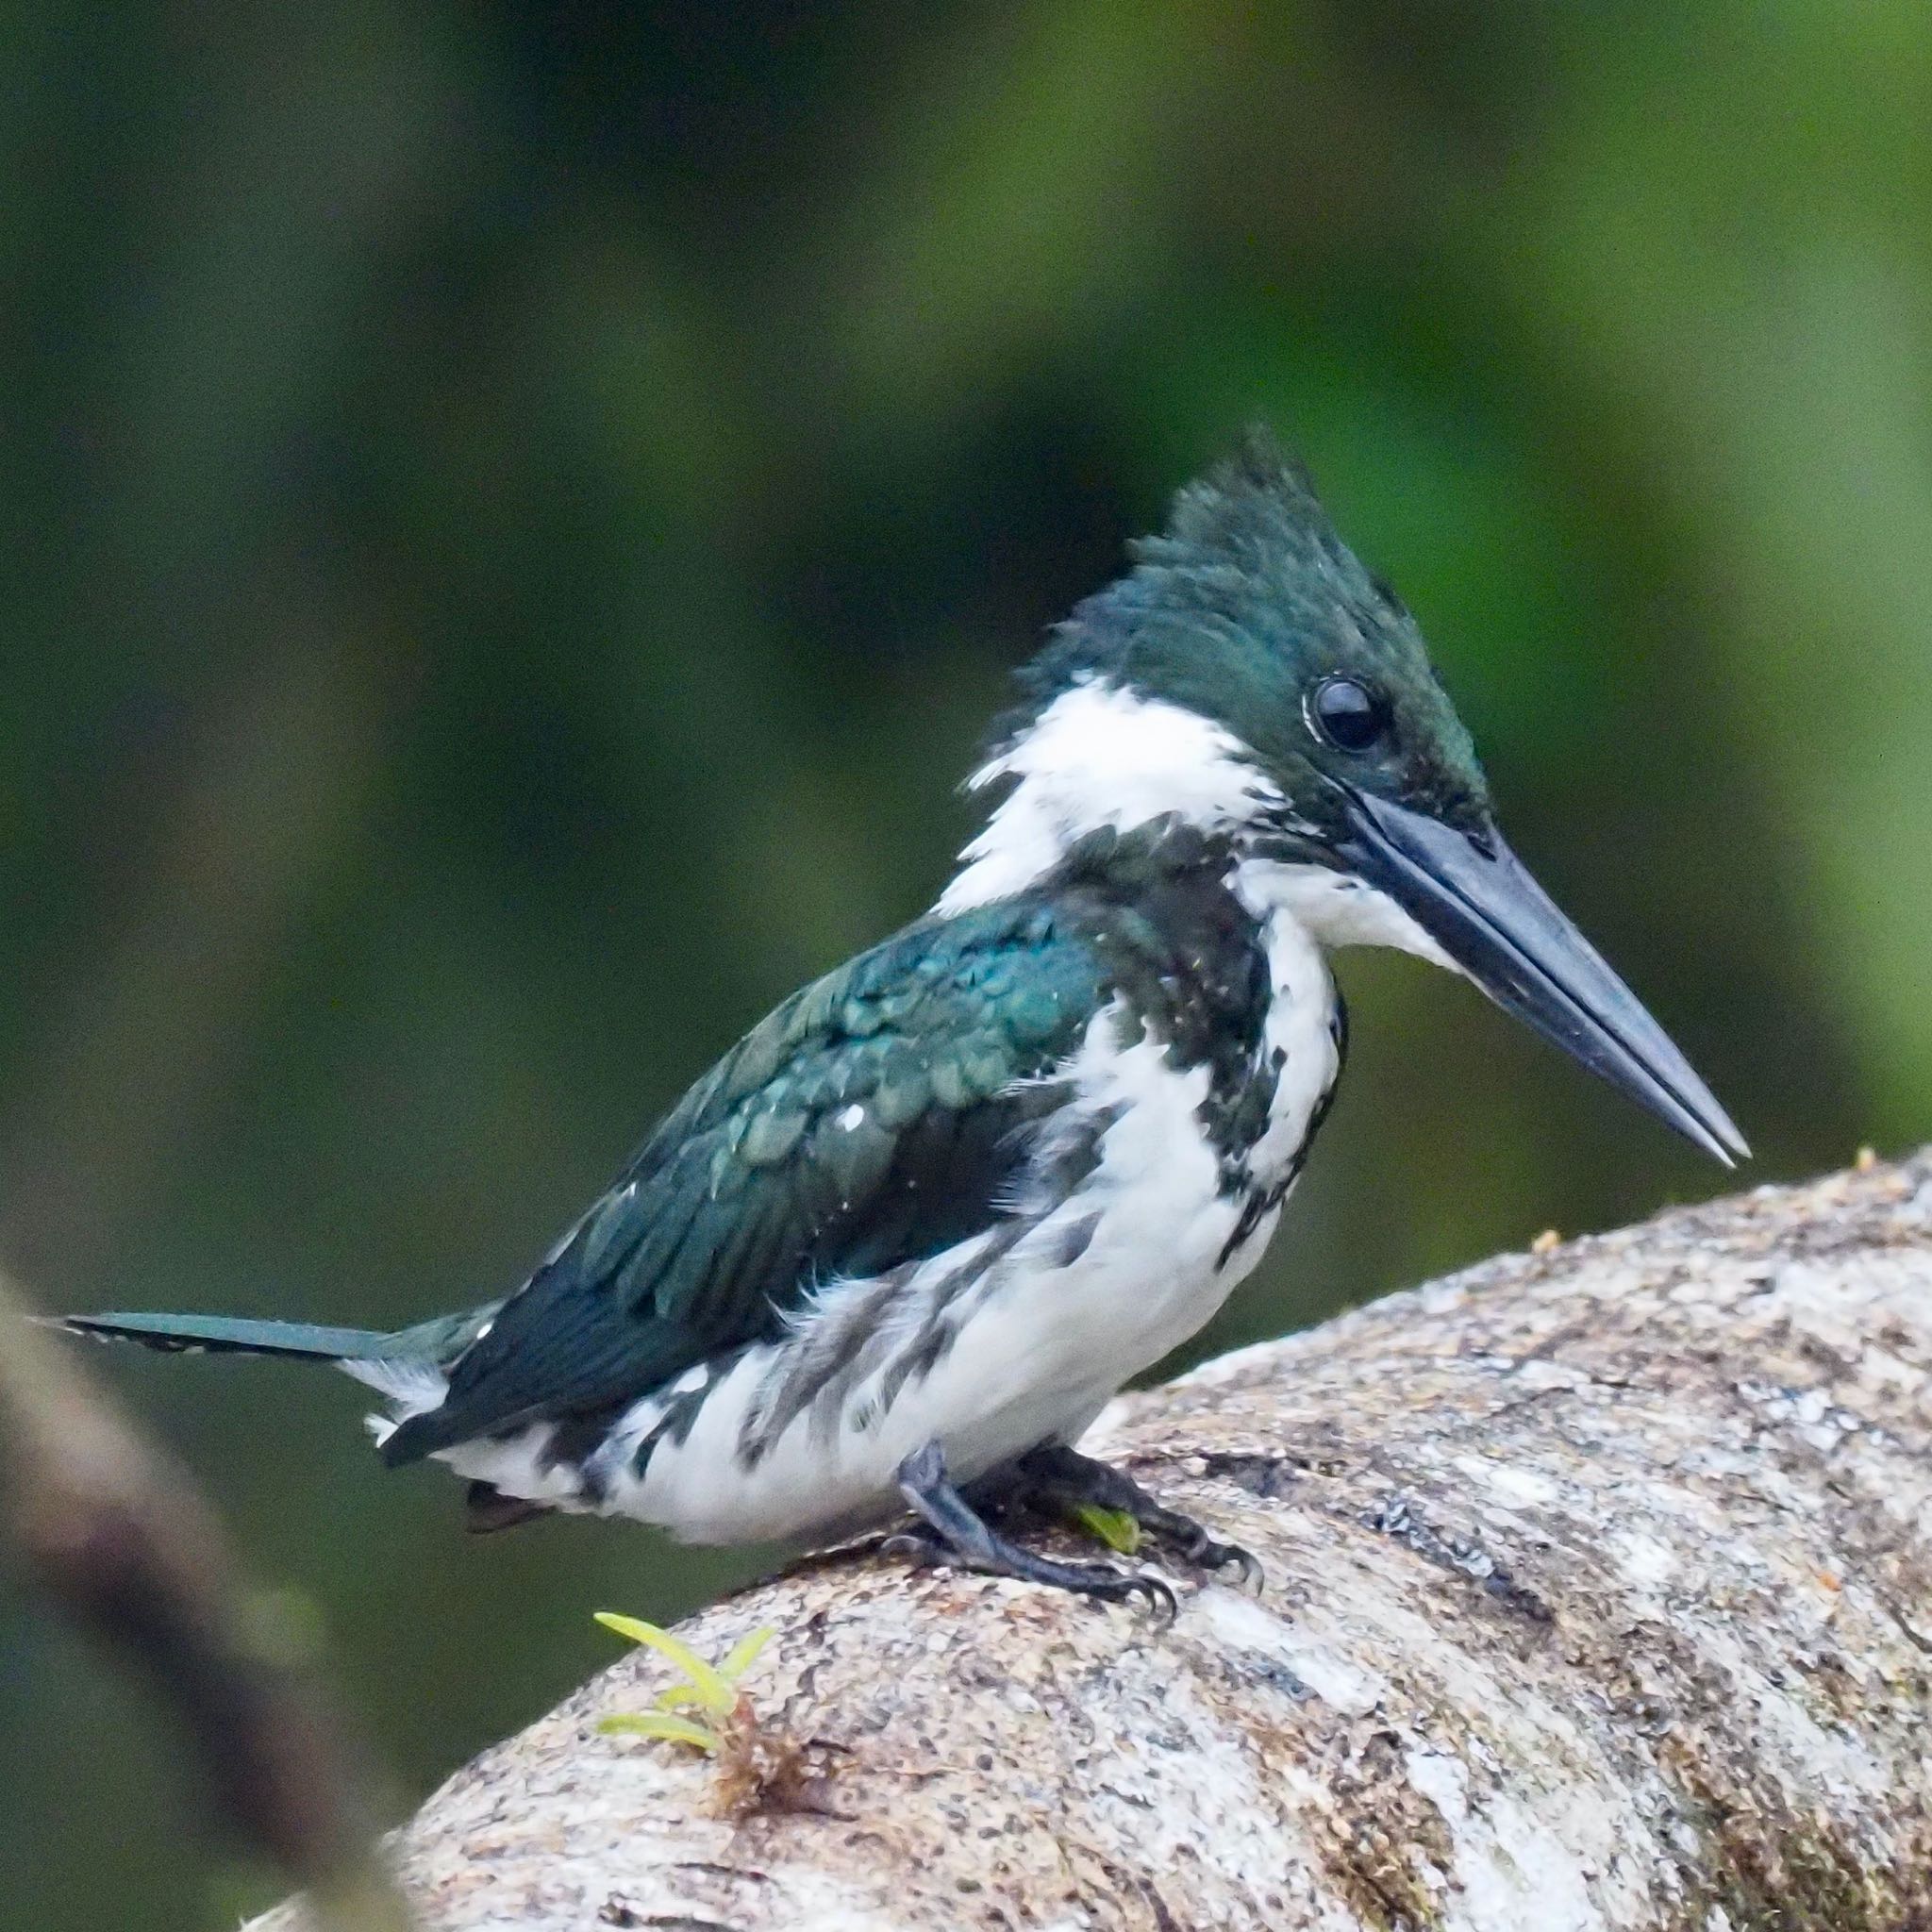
[1169,1521,1263,1590]
[1121,1574,1180,1623]
[1196,1539,1265,1592]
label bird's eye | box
[1307,675,1391,754]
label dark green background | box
[2,6,1922,1926]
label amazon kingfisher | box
[60,431,1744,1610]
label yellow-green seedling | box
[593,1611,774,1754]
[593,1610,839,1821]
[1067,1501,1142,1556]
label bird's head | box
[942,427,1744,1165]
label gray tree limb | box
[258,1153,1932,1931]
[0,1276,410,1932]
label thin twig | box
[0,1275,410,1932]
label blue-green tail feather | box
[57,1310,395,1361]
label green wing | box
[381,898,1108,1463]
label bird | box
[58,430,1745,1610]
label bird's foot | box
[1014,1442,1263,1591]
[889,1442,1176,1620]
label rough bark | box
[258,1153,1932,1931]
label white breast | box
[1241,895,1346,1189]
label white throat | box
[938,679,1278,914]
[1235,858,1455,970]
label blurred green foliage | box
[1,6,1922,1926]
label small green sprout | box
[1067,1500,1142,1555]
[593,1611,775,1753]
[593,1610,840,1821]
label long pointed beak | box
[1334,793,1748,1166]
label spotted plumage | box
[59,428,1742,1605]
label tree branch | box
[0,1277,410,1932]
[257,1154,1932,1930]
